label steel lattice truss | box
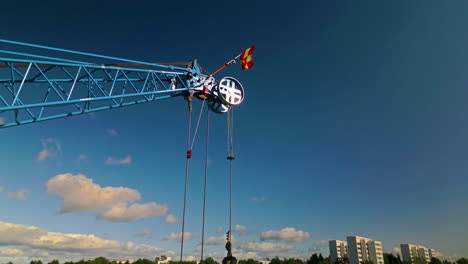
[0,39,246,128]
[0,38,216,128]
[0,58,195,128]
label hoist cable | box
[200,109,210,262]
[227,109,235,243]
[227,110,231,160]
[229,109,234,156]
[191,99,206,150]
[180,95,193,262]
[229,158,233,243]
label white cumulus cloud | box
[98,202,167,222]
[315,240,329,248]
[106,155,132,165]
[216,227,223,233]
[46,173,168,222]
[204,236,226,246]
[37,138,62,162]
[163,232,193,242]
[0,221,174,260]
[239,241,294,252]
[199,241,305,261]
[0,248,24,256]
[260,227,311,242]
[7,189,29,200]
[165,214,179,224]
[234,224,247,235]
[437,253,463,262]
[391,247,402,256]
[203,235,241,246]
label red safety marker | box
[186,149,192,159]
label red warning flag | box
[240,45,255,70]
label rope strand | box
[200,109,210,262]
[180,93,193,262]
[229,158,233,243]
[191,100,206,150]
[227,108,235,244]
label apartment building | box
[155,256,172,264]
[401,244,437,264]
[329,240,348,264]
[346,236,384,264]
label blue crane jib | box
[0,39,245,128]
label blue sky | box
[1,0,468,262]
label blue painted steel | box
[0,56,202,128]
[0,57,188,74]
[0,39,238,128]
[0,49,92,65]
[0,39,189,71]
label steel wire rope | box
[200,108,210,262]
[227,109,234,243]
[191,99,207,150]
[180,96,193,262]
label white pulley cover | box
[208,98,230,114]
[216,77,244,106]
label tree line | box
[3,254,467,264]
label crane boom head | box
[188,60,245,114]
[0,39,246,128]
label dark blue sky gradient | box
[0,0,467,259]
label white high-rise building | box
[156,256,172,264]
[329,240,348,264]
[400,244,437,264]
[346,236,384,264]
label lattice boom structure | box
[0,39,246,128]
[0,58,197,127]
